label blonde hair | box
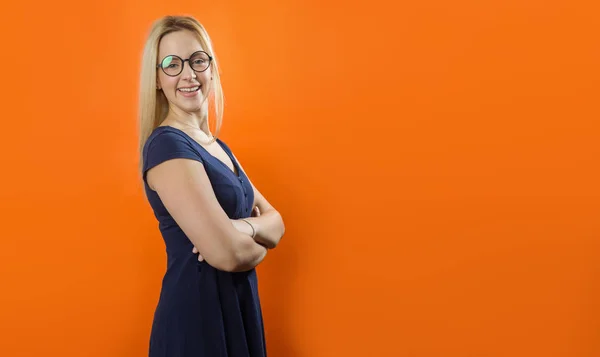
[137,15,224,173]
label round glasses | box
[157,51,213,77]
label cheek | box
[198,70,212,82]
[159,75,179,92]
[198,70,213,89]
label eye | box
[161,56,181,68]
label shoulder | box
[143,126,204,181]
[144,126,196,155]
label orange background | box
[1,0,599,356]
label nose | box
[181,60,196,80]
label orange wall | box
[1,0,599,356]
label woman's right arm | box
[146,157,267,272]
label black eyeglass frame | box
[156,50,213,77]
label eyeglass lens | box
[161,51,211,76]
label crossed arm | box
[146,155,285,271]
[193,156,285,260]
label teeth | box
[179,86,199,92]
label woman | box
[137,15,285,357]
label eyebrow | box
[161,49,206,57]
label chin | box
[178,99,204,111]
[180,105,203,114]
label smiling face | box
[156,30,213,116]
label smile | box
[178,86,200,92]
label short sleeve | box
[142,130,204,183]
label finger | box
[197,254,204,262]
[192,247,198,254]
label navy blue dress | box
[142,126,266,357]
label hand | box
[251,205,261,217]
[192,206,261,261]
[192,246,204,261]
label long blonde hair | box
[137,15,224,174]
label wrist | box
[240,218,256,238]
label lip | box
[177,85,201,97]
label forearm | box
[230,232,268,272]
[242,210,285,249]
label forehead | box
[158,30,205,58]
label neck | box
[164,107,211,137]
